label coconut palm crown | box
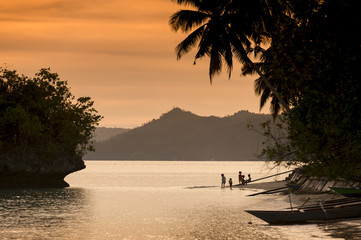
[169,0,291,112]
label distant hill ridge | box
[86,108,273,161]
[93,127,129,142]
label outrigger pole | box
[248,170,293,183]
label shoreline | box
[234,180,288,191]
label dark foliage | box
[257,0,361,178]
[170,0,361,178]
[0,68,102,167]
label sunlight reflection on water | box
[0,161,340,239]
[0,188,90,239]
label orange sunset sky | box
[1,0,271,128]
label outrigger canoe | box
[246,198,361,225]
[330,187,361,198]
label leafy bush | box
[0,68,102,166]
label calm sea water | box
[0,161,344,239]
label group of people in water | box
[221,171,251,189]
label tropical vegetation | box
[0,68,102,170]
[170,0,360,178]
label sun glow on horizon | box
[0,0,271,128]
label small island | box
[0,68,102,187]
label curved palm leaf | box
[169,10,209,32]
[254,72,288,116]
[170,0,291,112]
[175,25,206,59]
[171,1,234,82]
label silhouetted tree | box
[169,0,291,112]
[250,0,361,178]
[170,0,361,178]
[0,68,102,167]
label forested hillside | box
[86,108,274,161]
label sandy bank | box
[234,180,287,191]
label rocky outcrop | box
[0,154,85,188]
[287,169,361,193]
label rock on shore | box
[0,154,85,188]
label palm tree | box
[254,71,285,117]
[241,48,289,116]
[169,0,291,112]
[169,0,235,80]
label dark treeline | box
[170,0,360,178]
[0,68,102,186]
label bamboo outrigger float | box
[246,197,361,225]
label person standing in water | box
[238,171,242,184]
[221,174,226,188]
[229,178,233,190]
[247,174,252,183]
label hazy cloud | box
[0,0,174,23]
[0,0,270,128]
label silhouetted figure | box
[247,174,252,183]
[238,171,242,184]
[221,174,226,188]
[229,178,233,190]
[241,175,246,185]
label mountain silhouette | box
[85,108,274,161]
[93,127,129,142]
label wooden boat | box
[292,197,361,211]
[330,187,361,198]
[246,201,361,225]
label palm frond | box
[254,77,265,95]
[270,96,281,117]
[224,41,233,79]
[254,75,283,116]
[260,86,271,108]
[209,47,223,82]
[231,40,249,65]
[175,25,206,59]
[241,62,259,76]
[194,26,212,60]
[169,10,209,32]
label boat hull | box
[246,204,361,225]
